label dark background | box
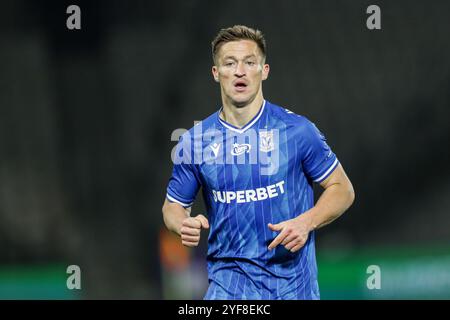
[1,0,449,298]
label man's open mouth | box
[234,81,248,91]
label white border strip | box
[166,193,193,207]
[218,100,266,134]
[314,159,339,182]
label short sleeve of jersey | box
[299,118,339,183]
[166,134,201,207]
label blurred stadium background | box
[1,0,450,299]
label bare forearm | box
[162,201,190,236]
[305,182,355,230]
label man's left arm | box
[268,164,355,252]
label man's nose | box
[234,62,246,77]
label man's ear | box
[212,66,219,82]
[262,64,270,81]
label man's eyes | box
[223,61,256,66]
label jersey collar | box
[217,100,266,134]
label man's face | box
[212,40,269,107]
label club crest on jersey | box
[259,130,275,153]
[231,143,251,156]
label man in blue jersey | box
[162,25,355,299]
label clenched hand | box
[180,214,209,247]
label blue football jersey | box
[166,100,339,299]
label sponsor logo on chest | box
[212,180,285,204]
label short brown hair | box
[211,25,266,64]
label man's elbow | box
[162,200,171,228]
[346,181,355,209]
[162,200,168,215]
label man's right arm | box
[162,198,209,247]
[162,198,191,236]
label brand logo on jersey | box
[212,181,285,204]
[210,143,221,158]
[259,130,275,153]
[231,143,251,156]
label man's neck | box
[220,95,264,129]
